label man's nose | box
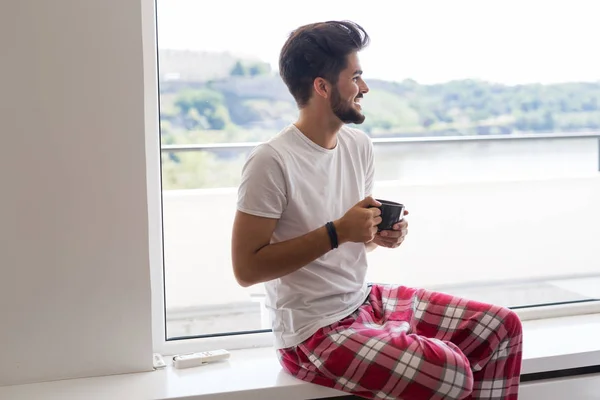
[361,81,369,94]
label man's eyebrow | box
[353,70,363,76]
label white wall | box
[0,0,154,386]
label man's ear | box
[313,77,331,99]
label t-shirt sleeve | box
[237,144,287,219]
[364,136,375,197]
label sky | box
[156,0,600,85]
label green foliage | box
[240,99,298,122]
[164,77,600,138]
[161,151,249,189]
[230,61,246,77]
[248,63,271,76]
[174,89,232,130]
[359,89,422,134]
[159,73,600,190]
[229,60,271,77]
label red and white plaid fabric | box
[278,284,523,399]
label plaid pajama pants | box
[278,284,523,400]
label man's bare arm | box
[231,211,334,287]
[232,197,382,287]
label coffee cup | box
[373,199,405,232]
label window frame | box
[144,0,600,358]
[143,0,275,355]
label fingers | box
[380,229,403,238]
[371,210,409,247]
[359,196,381,208]
[367,214,381,230]
[391,220,408,231]
[373,234,405,248]
[362,210,381,242]
[369,207,381,217]
[381,220,408,237]
[367,207,381,226]
[376,234,406,248]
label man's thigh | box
[370,284,521,363]
[282,307,475,400]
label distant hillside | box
[158,50,600,142]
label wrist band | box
[325,221,338,249]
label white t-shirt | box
[237,124,375,349]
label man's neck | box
[294,110,342,150]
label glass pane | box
[157,0,600,339]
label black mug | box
[373,199,405,232]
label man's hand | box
[371,210,409,249]
[335,197,382,244]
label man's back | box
[237,124,374,348]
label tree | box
[248,63,270,76]
[230,60,270,77]
[230,61,246,77]
[174,89,233,130]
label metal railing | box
[160,131,600,171]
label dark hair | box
[279,20,370,107]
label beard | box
[330,86,365,125]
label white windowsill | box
[2,314,600,400]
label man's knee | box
[502,308,523,339]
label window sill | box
[2,314,600,400]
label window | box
[155,0,600,345]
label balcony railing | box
[161,131,600,156]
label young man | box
[232,20,522,400]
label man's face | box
[330,52,370,124]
